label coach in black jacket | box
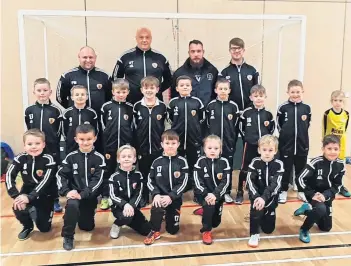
[111,28,172,104]
[56,46,111,115]
[171,40,218,107]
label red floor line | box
[1,197,350,219]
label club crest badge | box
[247,75,253,81]
[228,114,233,120]
[191,110,196,116]
[97,84,103,89]
[152,63,158,68]
[301,115,307,121]
[217,173,223,180]
[124,114,129,120]
[264,121,269,127]
[91,168,95,174]
[132,183,137,189]
[49,118,55,124]
[174,171,181,178]
[157,114,162,120]
[36,170,44,177]
[105,154,111,160]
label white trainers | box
[278,191,288,204]
[248,234,260,248]
[297,192,307,202]
[224,194,234,203]
[110,224,120,239]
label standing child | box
[295,135,344,243]
[25,78,63,212]
[109,145,151,239]
[144,130,188,245]
[6,129,57,240]
[56,124,105,251]
[206,78,240,203]
[193,135,231,245]
[168,75,205,203]
[100,79,134,210]
[246,135,284,248]
[235,85,275,204]
[133,76,167,206]
[62,85,99,154]
[322,90,349,197]
[277,80,311,203]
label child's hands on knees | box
[313,192,325,202]
[161,195,172,207]
[13,194,29,210]
[67,190,81,200]
[253,197,265,210]
[153,194,162,208]
[205,193,216,205]
[123,203,134,217]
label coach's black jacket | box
[56,66,112,114]
[298,156,344,202]
[277,101,311,156]
[25,101,62,155]
[219,61,260,111]
[6,152,57,202]
[168,96,205,150]
[111,47,173,103]
[193,156,231,200]
[56,149,105,199]
[147,154,189,200]
[62,105,99,154]
[101,100,134,153]
[247,158,284,204]
[206,99,240,155]
[239,107,275,145]
[171,58,218,106]
[133,98,167,155]
[108,167,143,208]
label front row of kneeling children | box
[6,126,344,250]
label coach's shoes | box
[18,227,33,241]
[144,230,161,245]
[110,224,121,239]
[63,237,74,251]
[100,198,110,210]
[297,192,307,202]
[202,231,213,245]
[299,229,310,243]
[294,203,311,216]
[278,191,288,204]
[224,194,234,203]
[248,234,260,248]
[339,186,351,197]
[234,190,244,205]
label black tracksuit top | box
[6,152,57,202]
[108,167,143,208]
[277,100,311,156]
[56,149,106,199]
[168,96,205,150]
[193,156,231,199]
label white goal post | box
[17,10,307,113]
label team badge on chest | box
[152,63,158,68]
[247,75,252,81]
[132,183,137,189]
[301,115,307,121]
[49,118,55,124]
[97,84,102,89]
[174,171,181,178]
[124,114,129,120]
[191,110,196,116]
[36,170,44,177]
[91,168,95,174]
[228,114,233,120]
[264,121,269,127]
[217,173,223,180]
[105,154,111,160]
[157,114,162,120]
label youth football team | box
[5,59,349,251]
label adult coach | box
[171,40,218,107]
[220,37,260,205]
[56,46,111,115]
[111,27,172,104]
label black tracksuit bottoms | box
[201,200,224,232]
[301,200,332,232]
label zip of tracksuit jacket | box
[56,66,112,115]
[147,154,189,200]
[133,98,167,155]
[206,99,240,154]
[111,47,173,104]
[246,157,284,204]
[239,106,275,145]
[108,167,143,208]
[298,156,344,202]
[25,100,62,154]
[168,96,205,150]
[277,100,311,156]
[56,149,105,199]
[219,61,260,111]
[6,152,57,202]
[193,156,231,199]
[62,105,99,153]
[101,100,134,153]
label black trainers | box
[63,237,74,251]
[18,227,33,240]
[235,190,244,205]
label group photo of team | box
[4,27,349,254]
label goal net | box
[18,10,306,112]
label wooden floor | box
[2,168,351,266]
